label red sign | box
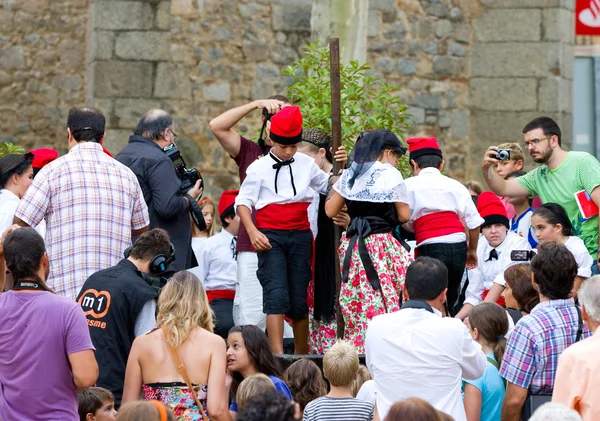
[576,0,600,35]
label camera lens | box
[497,150,509,161]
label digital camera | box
[510,250,537,262]
[163,143,202,194]
[493,149,511,161]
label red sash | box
[206,289,235,303]
[482,289,506,307]
[256,203,310,230]
[413,211,464,245]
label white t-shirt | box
[564,236,593,278]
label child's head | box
[236,390,301,421]
[323,340,359,388]
[236,373,277,412]
[351,365,372,397]
[407,137,444,174]
[385,397,444,421]
[218,190,240,235]
[192,198,215,238]
[283,359,327,410]
[298,128,333,167]
[269,105,303,161]
[466,302,509,365]
[78,387,117,421]
[227,325,282,398]
[494,142,524,178]
[502,263,539,314]
[504,170,531,207]
[116,401,175,421]
[531,203,572,244]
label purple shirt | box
[0,291,95,420]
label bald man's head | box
[134,109,173,142]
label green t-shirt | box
[516,151,600,256]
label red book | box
[575,190,599,221]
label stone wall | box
[0,0,89,152]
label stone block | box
[239,4,267,18]
[115,31,170,61]
[272,3,311,32]
[472,111,542,144]
[471,78,537,111]
[95,31,114,60]
[203,83,231,102]
[406,107,425,125]
[454,23,470,44]
[172,0,195,16]
[474,9,541,42]
[155,1,170,30]
[547,43,573,79]
[256,64,280,79]
[397,59,416,75]
[271,45,299,64]
[479,0,574,9]
[154,63,192,99]
[94,2,154,30]
[93,99,114,128]
[384,23,406,39]
[449,42,467,57]
[368,11,381,38]
[427,2,449,18]
[433,56,459,76]
[410,93,442,110]
[538,77,571,113]
[242,42,269,61]
[94,61,153,98]
[472,43,549,77]
[543,8,574,43]
[59,39,84,68]
[0,46,25,69]
[435,19,452,38]
[213,27,234,41]
[369,0,395,13]
[451,109,469,139]
[376,56,395,73]
[103,129,132,155]
[51,75,83,92]
[423,40,438,55]
[418,20,434,38]
[449,7,463,21]
[114,98,161,129]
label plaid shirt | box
[15,142,149,300]
[499,298,590,393]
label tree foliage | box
[283,42,413,176]
[0,143,24,158]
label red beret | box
[477,192,509,229]
[29,148,58,169]
[407,137,442,160]
[269,106,303,145]
[218,190,239,217]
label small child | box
[504,171,537,248]
[351,365,372,398]
[283,359,327,412]
[302,341,374,421]
[493,142,525,220]
[78,387,118,421]
[236,373,277,412]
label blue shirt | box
[463,354,505,421]
[510,207,538,248]
[229,375,292,412]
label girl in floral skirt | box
[325,130,412,353]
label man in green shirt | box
[481,117,600,272]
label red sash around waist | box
[482,289,506,307]
[413,211,464,245]
[256,203,310,230]
[206,289,236,303]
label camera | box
[163,143,202,194]
[493,149,511,161]
[511,250,537,262]
[262,107,274,121]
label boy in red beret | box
[404,137,484,315]
[455,192,531,320]
[30,148,58,177]
[191,189,240,339]
[235,106,331,354]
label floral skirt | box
[307,277,338,354]
[143,382,209,421]
[339,232,412,353]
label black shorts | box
[256,229,312,320]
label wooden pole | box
[329,36,345,339]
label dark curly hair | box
[0,153,33,189]
[283,359,327,410]
[531,242,577,300]
[236,391,297,421]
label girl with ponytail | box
[463,302,509,421]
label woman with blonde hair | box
[122,271,231,421]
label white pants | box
[233,251,293,338]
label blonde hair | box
[464,180,483,196]
[116,401,175,421]
[497,142,525,162]
[157,271,214,347]
[191,199,215,238]
[236,373,276,411]
[351,365,372,397]
[323,341,359,387]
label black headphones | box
[124,242,176,274]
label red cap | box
[102,146,113,157]
[218,190,239,217]
[477,192,509,229]
[29,148,59,169]
[407,137,442,160]
[269,106,303,145]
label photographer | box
[116,109,203,270]
[76,228,173,406]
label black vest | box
[76,259,158,404]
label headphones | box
[124,242,176,275]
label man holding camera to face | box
[116,109,204,271]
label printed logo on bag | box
[78,289,111,329]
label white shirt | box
[192,229,237,291]
[510,207,537,248]
[235,151,329,212]
[465,231,531,307]
[404,168,484,247]
[308,190,319,240]
[366,307,486,421]
[564,236,593,278]
[0,189,45,239]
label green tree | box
[283,41,413,176]
[0,143,25,158]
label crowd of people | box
[1,100,600,421]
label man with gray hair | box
[116,109,203,270]
[530,403,582,421]
[552,275,600,421]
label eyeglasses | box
[524,135,552,148]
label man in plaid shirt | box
[14,108,149,300]
[500,242,590,420]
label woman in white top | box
[531,203,593,296]
[0,153,34,235]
